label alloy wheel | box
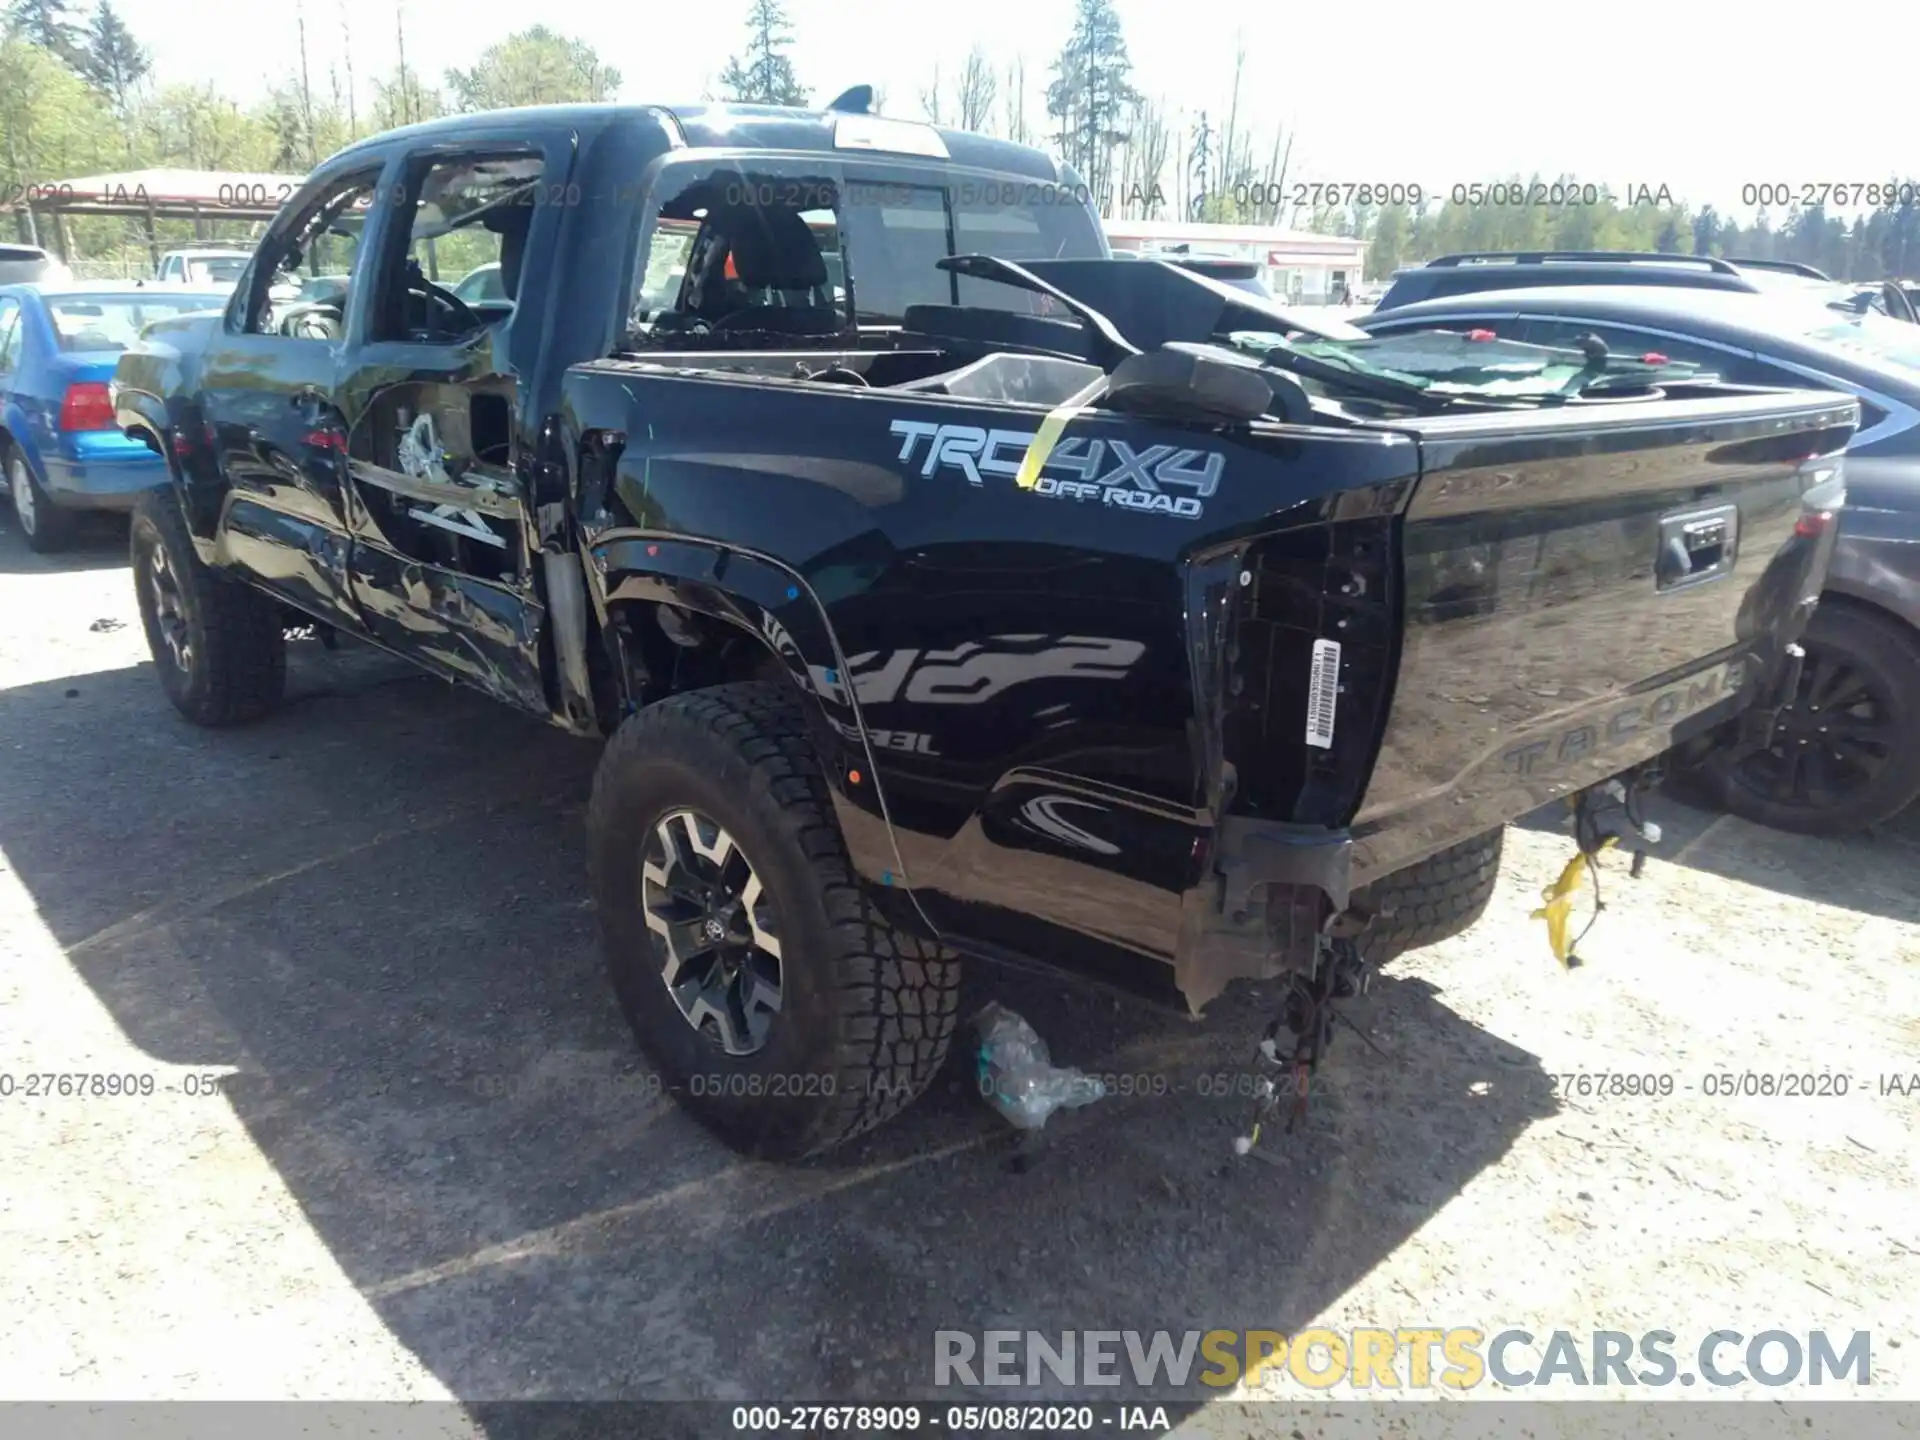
[145,538,193,675]
[1737,645,1892,810]
[641,808,784,1056]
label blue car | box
[0,283,230,551]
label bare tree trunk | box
[1217,43,1246,215]
[395,3,412,125]
[340,0,358,137]
[919,63,944,125]
[1274,129,1297,228]
[1002,57,1029,146]
[296,0,317,165]
[1258,128,1283,224]
[957,47,997,133]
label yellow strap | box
[1529,838,1617,967]
[1013,380,1106,491]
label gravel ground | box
[1,515,1915,1435]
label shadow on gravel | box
[0,637,1552,1432]
[1516,788,1920,928]
[0,509,130,573]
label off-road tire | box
[1676,600,1920,836]
[130,487,286,726]
[5,441,78,552]
[1354,827,1505,962]
[588,681,961,1160]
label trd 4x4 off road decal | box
[888,418,1222,519]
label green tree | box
[1691,203,1721,256]
[4,0,88,70]
[718,0,807,106]
[1,32,115,185]
[445,26,620,112]
[1367,201,1410,275]
[135,82,276,170]
[1046,0,1139,206]
[80,1,146,114]
[368,61,448,132]
[259,79,353,170]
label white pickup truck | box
[152,248,253,291]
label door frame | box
[331,135,575,717]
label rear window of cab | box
[626,158,1103,335]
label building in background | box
[1101,219,1369,305]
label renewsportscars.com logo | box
[933,1328,1874,1391]
[888,418,1224,519]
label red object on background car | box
[1466,328,1496,341]
[59,381,116,432]
[1794,510,1835,539]
[1642,351,1669,364]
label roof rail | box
[1721,256,1831,280]
[1425,250,1741,274]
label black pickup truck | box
[113,97,1853,1159]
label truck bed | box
[568,341,1853,1010]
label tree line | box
[1356,188,1920,284]
[8,0,1918,283]
[707,0,1920,284]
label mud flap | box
[1175,817,1353,1014]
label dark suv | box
[1376,251,1920,324]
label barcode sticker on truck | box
[1305,639,1341,749]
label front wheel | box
[588,682,961,1160]
[131,488,287,726]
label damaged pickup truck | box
[112,95,1853,1159]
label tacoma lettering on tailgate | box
[1500,660,1746,777]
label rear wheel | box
[6,446,76,553]
[1683,601,1920,835]
[130,488,286,726]
[1354,827,1505,962]
[588,682,961,1160]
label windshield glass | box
[454,266,505,302]
[185,257,249,285]
[47,296,227,352]
[1230,326,1708,400]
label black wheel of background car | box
[1354,827,1506,963]
[5,445,76,552]
[130,488,287,727]
[1688,601,1920,836]
[588,681,961,1160]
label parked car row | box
[0,240,502,550]
[1360,252,1920,835]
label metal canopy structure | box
[2,169,309,263]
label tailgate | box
[1349,390,1855,882]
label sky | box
[108,0,1915,220]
